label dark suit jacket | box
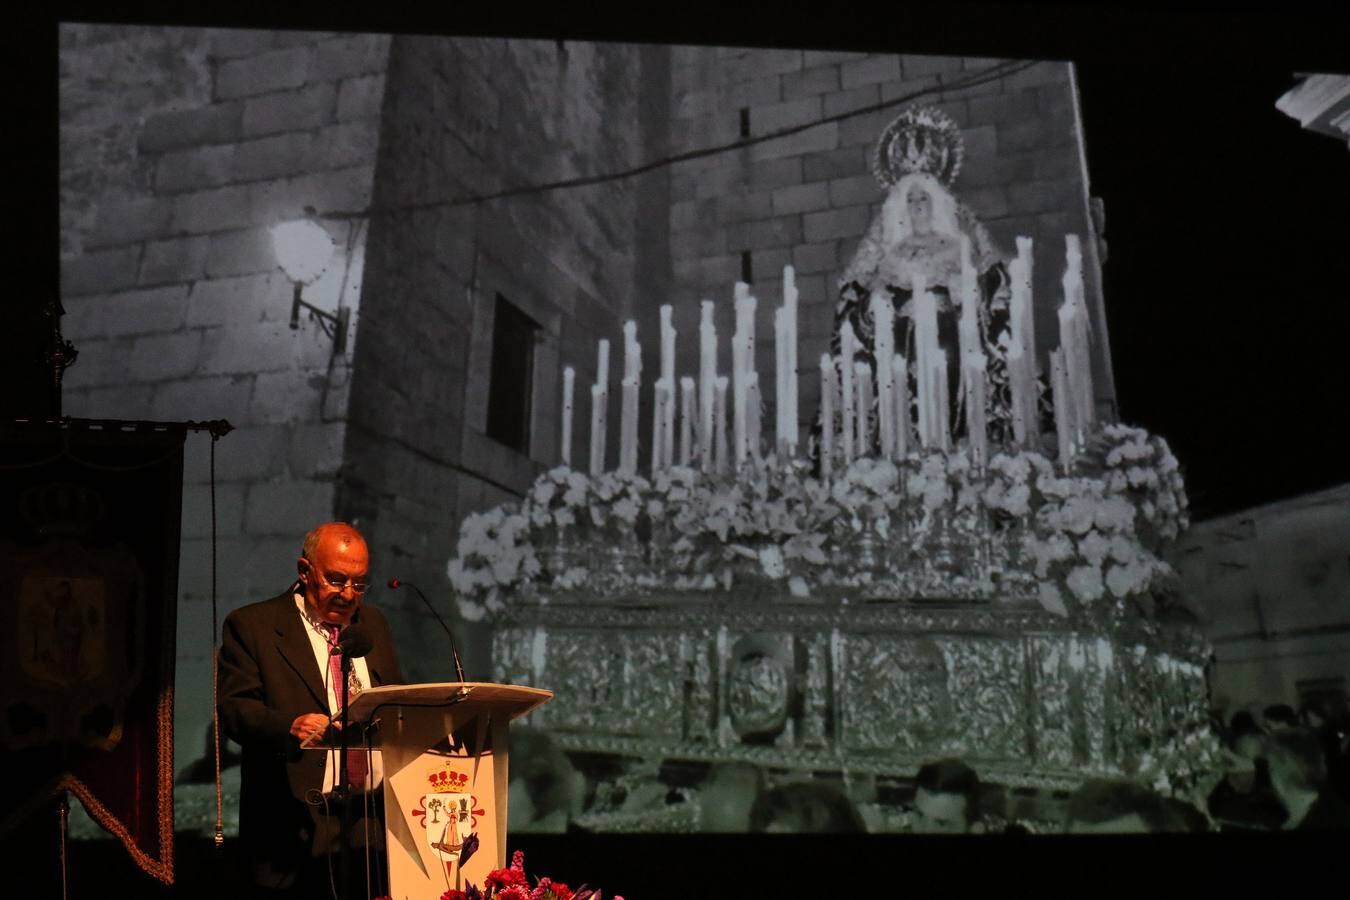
[217,587,404,869]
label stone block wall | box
[1170,483,1350,714]
[666,47,1114,431]
[59,30,1121,782]
[336,37,670,681]
[58,23,391,770]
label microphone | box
[329,623,373,658]
[387,578,467,684]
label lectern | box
[343,682,551,899]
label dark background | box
[1075,59,1350,518]
[12,2,1350,896]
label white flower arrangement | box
[445,505,538,621]
[446,422,1192,623]
[586,470,650,530]
[525,465,591,530]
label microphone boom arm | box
[388,579,468,684]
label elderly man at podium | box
[219,521,405,898]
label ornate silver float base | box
[492,590,1215,831]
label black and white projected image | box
[56,19,1350,847]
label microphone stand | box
[337,647,352,900]
[390,580,467,684]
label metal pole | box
[58,790,69,900]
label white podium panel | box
[346,683,552,899]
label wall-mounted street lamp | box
[269,219,348,353]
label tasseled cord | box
[209,432,225,849]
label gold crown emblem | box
[873,104,965,188]
[427,766,470,794]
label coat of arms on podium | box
[416,765,485,865]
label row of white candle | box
[562,268,801,476]
[559,237,1094,476]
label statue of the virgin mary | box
[821,105,1015,453]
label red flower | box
[549,883,574,900]
[498,888,529,900]
[511,849,526,871]
[440,892,468,900]
[485,868,529,891]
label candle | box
[964,349,988,470]
[1058,299,1083,445]
[590,383,606,476]
[932,349,950,453]
[623,319,639,383]
[742,290,758,351]
[733,334,747,466]
[1050,348,1073,469]
[651,379,668,475]
[1008,251,1030,449]
[912,275,937,447]
[561,366,575,467]
[1014,237,1040,449]
[661,305,676,469]
[597,338,610,394]
[1008,342,1028,447]
[735,286,756,352]
[714,375,730,475]
[871,291,895,459]
[892,353,909,458]
[820,352,835,480]
[1062,235,1094,439]
[680,375,696,466]
[733,371,748,468]
[1011,237,1035,360]
[774,307,788,455]
[840,321,856,463]
[660,305,675,384]
[958,235,980,368]
[784,265,799,452]
[746,372,762,462]
[620,377,639,474]
[854,360,872,456]
[699,300,716,474]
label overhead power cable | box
[321,58,1040,221]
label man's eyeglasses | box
[304,561,369,595]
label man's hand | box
[291,713,335,747]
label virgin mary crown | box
[872,105,965,188]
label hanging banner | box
[0,420,184,884]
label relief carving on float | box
[1029,636,1078,769]
[1078,637,1115,770]
[840,635,952,754]
[543,630,622,732]
[799,633,831,748]
[621,633,685,738]
[944,637,1029,763]
[680,632,716,743]
[726,647,790,742]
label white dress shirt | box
[293,593,384,792]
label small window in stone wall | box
[486,293,539,455]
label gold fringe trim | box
[58,668,177,884]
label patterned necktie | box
[325,624,368,790]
